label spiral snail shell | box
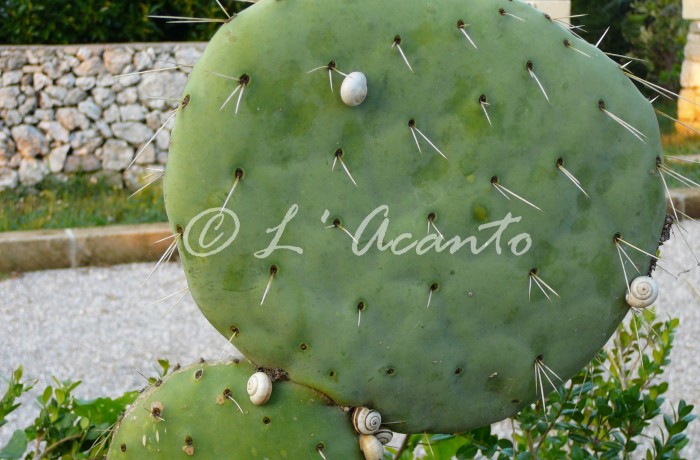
[247,371,272,406]
[625,275,659,309]
[352,407,382,434]
[374,428,393,445]
[340,71,368,107]
[359,434,384,460]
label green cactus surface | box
[163,0,667,432]
[107,360,363,459]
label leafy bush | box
[572,0,688,92]
[0,0,249,44]
[0,361,170,459]
[389,311,696,459]
[622,0,689,92]
[1,314,694,459]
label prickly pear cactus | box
[163,0,666,432]
[107,361,363,459]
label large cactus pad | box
[107,361,362,459]
[164,0,666,432]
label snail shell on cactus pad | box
[625,275,659,309]
[359,434,384,460]
[352,406,382,434]
[340,71,368,107]
[247,371,272,405]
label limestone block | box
[684,0,700,19]
[681,59,700,88]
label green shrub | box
[622,0,689,92]
[389,312,695,459]
[572,0,687,92]
[0,0,249,44]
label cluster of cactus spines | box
[107,360,364,459]
[111,0,675,456]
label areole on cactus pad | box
[162,0,667,433]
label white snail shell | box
[247,372,272,406]
[625,275,659,309]
[359,434,384,460]
[340,71,368,107]
[352,407,382,434]
[374,428,393,445]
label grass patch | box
[0,174,166,232]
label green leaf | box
[55,388,66,406]
[0,430,27,459]
[456,443,478,459]
[74,391,138,425]
[157,359,171,376]
[42,386,53,405]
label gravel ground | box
[0,224,698,456]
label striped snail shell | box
[340,71,368,107]
[352,407,382,434]
[625,275,659,309]
[359,434,384,460]
[374,428,393,445]
[247,372,272,406]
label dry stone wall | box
[0,43,204,191]
[0,0,570,191]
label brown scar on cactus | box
[391,35,414,72]
[182,435,194,456]
[218,387,245,413]
[149,401,165,421]
[456,19,477,49]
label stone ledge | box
[669,188,700,218]
[0,222,173,273]
[1,188,699,273]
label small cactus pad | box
[164,0,667,432]
[107,361,362,459]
